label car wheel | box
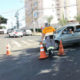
[44,46,47,52]
[55,41,59,50]
[21,35,23,37]
[9,35,11,38]
[30,34,32,36]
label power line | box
[26,4,77,16]
[0,6,25,15]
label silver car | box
[43,24,80,50]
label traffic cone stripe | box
[40,49,44,51]
[6,44,11,56]
[58,40,65,56]
[40,45,43,47]
[40,47,44,49]
[39,42,48,59]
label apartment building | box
[25,0,41,28]
[25,0,57,28]
[25,0,33,28]
[65,0,77,21]
[56,0,77,21]
[25,0,78,28]
[41,0,58,24]
[76,0,80,15]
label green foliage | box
[0,16,7,24]
[75,15,80,24]
[36,29,42,32]
[30,28,42,32]
[59,15,68,26]
[0,26,6,29]
[46,15,53,25]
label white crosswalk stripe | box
[21,40,27,44]
[27,39,36,43]
[11,39,39,48]
[12,40,21,47]
[21,40,30,45]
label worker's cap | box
[45,23,49,27]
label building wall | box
[25,0,78,28]
[76,0,80,15]
[66,0,77,21]
[25,0,41,28]
[41,0,58,24]
[25,0,33,28]
[56,0,64,20]
[56,0,77,21]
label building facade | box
[25,0,78,28]
[56,0,77,21]
[76,0,80,15]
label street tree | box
[75,15,80,24]
[0,16,7,25]
[59,15,68,26]
[0,26,6,29]
[46,15,53,25]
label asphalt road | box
[0,34,80,80]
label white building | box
[38,0,58,26]
[65,0,77,21]
[40,0,77,24]
[25,0,78,28]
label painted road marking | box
[21,40,30,45]
[21,40,27,44]
[27,39,36,43]
[12,40,21,47]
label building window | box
[57,13,60,16]
[34,2,38,7]
[58,18,60,20]
[57,8,60,11]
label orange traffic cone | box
[39,42,48,59]
[57,40,65,56]
[6,44,11,55]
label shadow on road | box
[0,45,80,80]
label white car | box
[21,29,32,36]
[26,30,32,36]
[0,29,7,34]
[9,30,23,37]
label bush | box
[30,28,42,32]
[36,29,42,32]
[0,26,6,29]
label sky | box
[0,0,25,28]
[0,0,24,17]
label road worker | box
[41,23,56,57]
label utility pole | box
[64,0,67,19]
[31,0,36,33]
[15,7,24,29]
[15,11,19,29]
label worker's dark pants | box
[45,35,55,51]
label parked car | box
[43,24,80,50]
[0,29,7,34]
[26,30,32,36]
[21,29,32,36]
[9,30,23,37]
[7,29,14,34]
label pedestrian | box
[41,23,56,57]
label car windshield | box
[15,30,21,32]
[55,27,64,33]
